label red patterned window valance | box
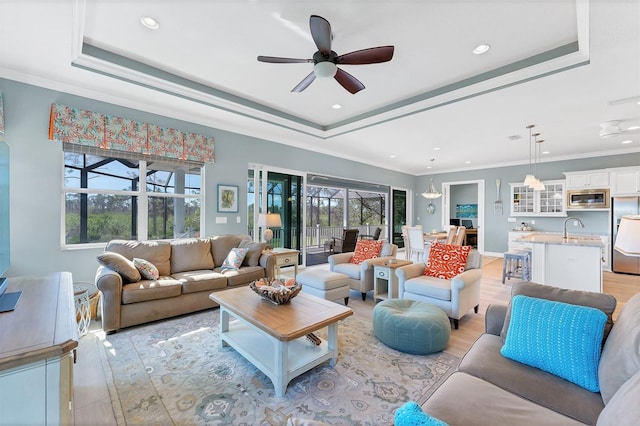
[48,104,215,163]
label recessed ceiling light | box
[141,16,160,30]
[465,161,471,164]
[473,44,491,55]
[433,147,441,151]
[331,104,342,110]
[621,140,633,144]
[390,154,396,158]
[426,165,432,169]
[627,125,640,131]
[542,151,550,154]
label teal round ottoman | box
[372,299,450,354]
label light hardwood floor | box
[72,256,640,425]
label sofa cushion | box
[459,334,604,425]
[218,266,265,287]
[501,295,606,392]
[170,238,214,273]
[171,270,228,294]
[133,258,159,280]
[350,240,384,264]
[422,372,586,426]
[239,240,268,267]
[597,369,640,426]
[424,242,470,279]
[221,247,248,271]
[404,276,452,302]
[121,277,182,304]
[500,281,616,342]
[598,292,640,404]
[97,251,141,283]
[394,401,448,426]
[105,240,172,276]
[211,235,243,266]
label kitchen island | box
[516,233,605,293]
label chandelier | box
[524,124,545,191]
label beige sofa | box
[420,282,640,426]
[95,235,277,333]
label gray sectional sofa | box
[421,282,640,426]
[95,235,277,333]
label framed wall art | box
[217,184,239,213]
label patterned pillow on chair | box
[424,242,471,279]
[350,240,384,264]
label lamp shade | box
[258,213,282,228]
[614,215,640,257]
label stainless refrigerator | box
[612,196,640,275]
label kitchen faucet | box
[563,217,584,239]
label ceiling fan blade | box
[258,56,313,63]
[334,68,365,94]
[337,46,395,65]
[310,15,332,54]
[292,72,316,93]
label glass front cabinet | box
[510,180,566,217]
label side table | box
[373,259,413,301]
[265,248,300,279]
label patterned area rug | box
[98,309,460,425]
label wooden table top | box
[379,259,413,269]
[0,272,78,371]
[210,286,353,342]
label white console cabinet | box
[0,272,78,425]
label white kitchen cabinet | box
[563,170,609,189]
[610,167,640,196]
[510,180,566,217]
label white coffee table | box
[210,286,353,396]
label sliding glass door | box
[391,189,407,248]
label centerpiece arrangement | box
[249,278,302,305]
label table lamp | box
[258,213,282,247]
[614,215,640,257]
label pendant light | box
[421,159,442,199]
[533,135,546,191]
[523,124,537,187]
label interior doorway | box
[442,180,485,253]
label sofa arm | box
[485,303,508,336]
[450,269,483,291]
[95,265,124,333]
[328,252,354,269]
[259,252,277,279]
[396,262,426,282]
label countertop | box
[516,232,605,247]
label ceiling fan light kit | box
[257,15,394,94]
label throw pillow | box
[221,247,249,271]
[239,240,268,266]
[501,295,607,392]
[394,401,449,426]
[133,258,159,280]
[97,251,141,283]
[423,242,470,279]
[350,240,384,264]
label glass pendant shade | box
[532,178,545,191]
[421,179,442,199]
[524,174,537,186]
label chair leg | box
[361,292,367,301]
[474,305,479,313]
[344,297,349,306]
[451,319,459,329]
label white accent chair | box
[396,248,483,329]
[328,242,398,301]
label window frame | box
[61,151,204,249]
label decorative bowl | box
[249,278,302,305]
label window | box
[63,151,202,245]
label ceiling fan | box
[257,15,394,94]
[600,119,640,139]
